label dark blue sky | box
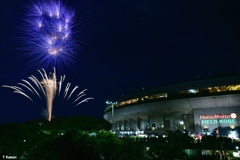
[1,0,240,123]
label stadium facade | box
[103,76,240,138]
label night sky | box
[1,0,240,123]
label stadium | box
[103,75,240,138]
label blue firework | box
[22,1,81,69]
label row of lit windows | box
[105,84,240,112]
[180,84,240,95]
[118,93,167,107]
[103,93,168,111]
[118,98,139,107]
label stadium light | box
[106,101,118,127]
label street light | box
[179,121,184,125]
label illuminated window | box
[180,84,240,95]
[118,98,139,107]
[188,89,198,94]
[208,84,240,93]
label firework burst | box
[21,1,85,69]
[2,68,93,121]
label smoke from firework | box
[2,68,93,121]
[21,1,84,69]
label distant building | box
[103,75,240,138]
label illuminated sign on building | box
[200,113,237,124]
[200,113,237,120]
[201,119,236,124]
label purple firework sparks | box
[22,1,82,69]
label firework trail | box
[2,68,93,121]
[21,1,85,68]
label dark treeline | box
[0,118,239,159]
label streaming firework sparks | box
[22,1,84,68]
[2,68,93,121]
